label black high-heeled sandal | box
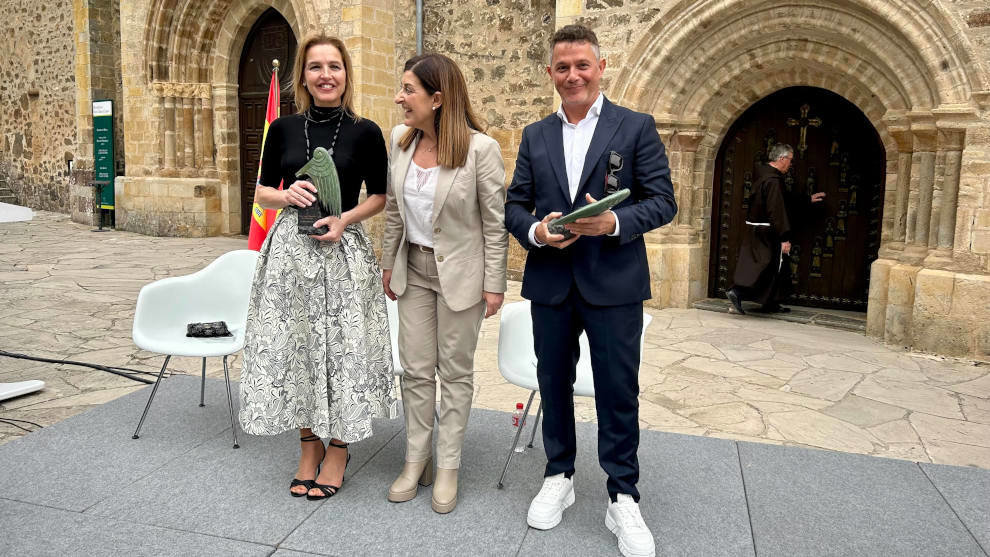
[290,434,324,498]
[306,440,351,501]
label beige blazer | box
[381,124,508,312]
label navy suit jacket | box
[504,98,677,307]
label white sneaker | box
[526,473,575,530]
[605,494,656,557]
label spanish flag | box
[247,67,282,251]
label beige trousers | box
[398,247,485,469]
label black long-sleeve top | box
[258,107,387,211]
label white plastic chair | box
[495,300,653,487]
[131,249,259,448]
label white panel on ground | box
[0,202,34,223]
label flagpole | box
[247,59,283,250]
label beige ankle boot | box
[431,468,458,514]
[387,458,434,502]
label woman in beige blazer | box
[382,53,508,514]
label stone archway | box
[236,9,298,234]
[115,1,307,237]
[608,0,984,327]
[118,0,399,238]
[710,86,886,311]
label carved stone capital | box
[656,129,675,146]
[151,81,213,100]
[671,131,705,153]
[883,110,912,152]
[908,111,937,151]
[937,127,966,151]
[932,103,979,126]
[971,91,990,111]
[888,126,913,153]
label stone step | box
[0,182,16,204]
[693,297,866,332]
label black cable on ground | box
[0,418,43,432]
[0,350,154,385]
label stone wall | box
[0,0,77,213]
[960,0,990,274]
[69,0,125,226]
[955,1,990,71]
[117,0,406,237]
[412,0,555,277]
[89,0,124,173]
[115,177,223,237]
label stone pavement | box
[1,211,989,469]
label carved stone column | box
[174,96,186,171]
[905,113,936,261]
[163,96,177,170]
[922,126,966,268]
[671,130,704,232]
[201,92,216,172]
[183,97,196,169]
[936,128,964,250]
[647,129,676,244]
[882,118,912,255]
[194,97,205,171]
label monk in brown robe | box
[727,143,794,315]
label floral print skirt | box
[239,209,398,442]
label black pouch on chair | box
[186,321,232,338]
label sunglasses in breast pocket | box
[605,151,623,195]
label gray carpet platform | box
[1,375,987,556]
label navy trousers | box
[531,288,643,502]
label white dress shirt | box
[403,160,438,247]
[529,93,619,246]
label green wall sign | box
[92,100,114,209]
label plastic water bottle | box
[512,403,526,453]
[512,402,524,427]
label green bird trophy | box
[295,147,342,235]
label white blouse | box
[402,160,439,247]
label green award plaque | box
[295,147,342,235]
[547,188,630,238]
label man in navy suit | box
[504,24,676,557]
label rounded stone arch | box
[603,0,990,310]
[675,37,914,119]
[211,0,305,87]
[614,0,986,118]
[143,0,308,85]
[209,1,305,235]
[693,64,898,242]
[141,0,312,234]
[690,57,897,172]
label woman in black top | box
[238,32,397,501]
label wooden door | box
[709,87,886,311]
[238,8,296,234]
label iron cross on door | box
[787,103,822,158]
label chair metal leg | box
[526,400,543,448]
[222,355,240,449]
[132,355,171,439]
[496,390,537,489]
[199,357,206,407]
